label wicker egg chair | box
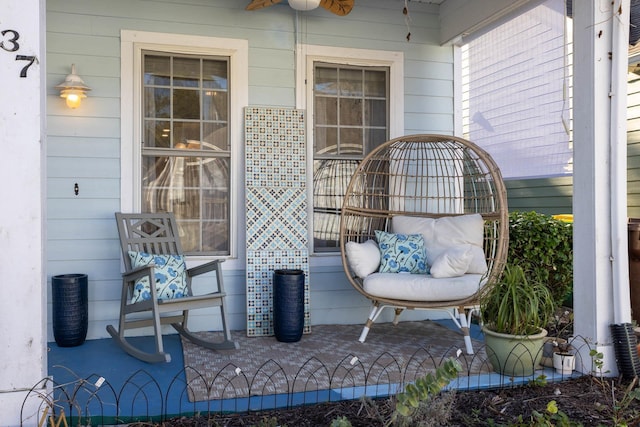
[339,134,508,354]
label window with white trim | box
[121,31,248,260]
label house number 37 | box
[1,29,38,78]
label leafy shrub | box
[508,211,573,307]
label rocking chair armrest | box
[122,265,155,283]
[187,259,224,277]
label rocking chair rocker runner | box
[339,134,509,354]
[107,212,237,363]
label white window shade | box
[462,0,572,179]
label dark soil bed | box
[151,375,640,426]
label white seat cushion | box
[363,272,485,302]
[392,214,488,274]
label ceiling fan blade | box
[246,0,283,11]
[319,0,354,16]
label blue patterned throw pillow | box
[128,251,188,303]
[374,230,428,274]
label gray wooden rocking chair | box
[107,212,237,363]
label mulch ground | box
[148,375,640,426]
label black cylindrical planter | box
[52,274,88,347]
[273,269,305,343]
[610,323,640,379]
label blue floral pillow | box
[128,251,188,303]
[374,230,428,274]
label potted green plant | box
[480,263,556,376]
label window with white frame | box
[312,63,390,252]
[121,31,248,258]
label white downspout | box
[610,0,631,324]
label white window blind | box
[462,0,572,179]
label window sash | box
[312,63,390,252]
[141,51,231,255]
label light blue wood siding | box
[45,0,455,340]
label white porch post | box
[0,0,48,424]
[572,0,631,376]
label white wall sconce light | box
[288,0,321,11]
[55,64,91,109]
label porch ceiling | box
[566,0,640,46]
[433,0,640,46]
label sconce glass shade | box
[288,0,321,11]
[55,64,91,109]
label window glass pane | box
[202,186,229,223]
[339,98,363,126]
[365,99,386,127]
[178,221,200,252]
[315,97,337,125]
[339,69,363,96]
[144,120,171,148]
[339,128,363,154]
[173,121,200,147]
[203,60,227,89]
[144,87,171,118]
[364,70,386,97]
[203,90,227,121]
[365,128,387,152]
[173,57,200,87]
[315,127,337,155]
[144,55,170,86]
[174,89,200,119]
[174,189,201,220]
[203,220,229,252]
[315,67,338,95]
[203,123,228,150]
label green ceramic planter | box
[483,327,548,376]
